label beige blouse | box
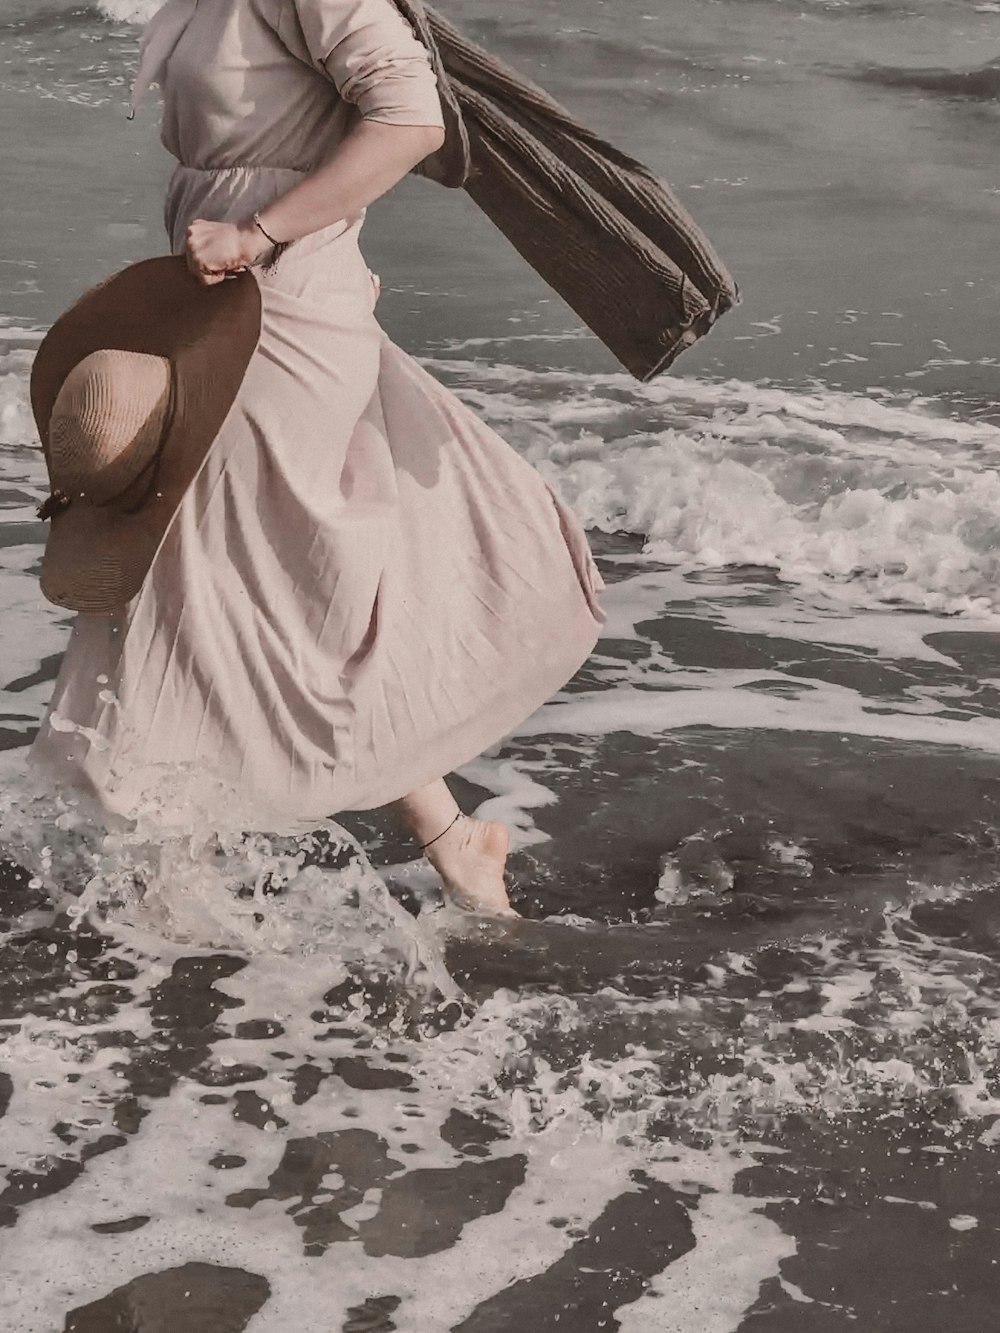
[159,0,447,172]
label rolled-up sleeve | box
[283,0,445,127]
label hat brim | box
[31,256,262,613]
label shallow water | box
[3,0,1000,1328]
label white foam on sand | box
[616,1147,797,1332]
[590,561,997,667]
[2,1071,790,1332]
[520,675,1000,753]
[506,560,1000,759]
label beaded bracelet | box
[252,211,291,275]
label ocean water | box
[3,1,1000,1328]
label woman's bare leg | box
[394,778,517,917]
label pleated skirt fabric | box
[27,170,605,835]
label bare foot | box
[424,814,519,917]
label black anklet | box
[420,811,462,852]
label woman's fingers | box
[187,220,243,268]
[193,263,227,287]
[185,243,226,286]
[185,249,226,287]
[184,220,252,286]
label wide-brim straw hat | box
[31,255,262,614]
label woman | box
[27,0,605,917]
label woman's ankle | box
[419,809,465,854]
[394,778,463,849]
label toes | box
[443,878,517,918]
[452,895,518,919]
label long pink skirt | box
[27,199,605,834]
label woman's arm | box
[185,117,446,286]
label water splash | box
[95,0,162,23]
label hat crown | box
[32,256,261,614]
[48,349,172,505]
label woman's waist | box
[167,162,313,201]
[163,164,374,297]
[170,162,312,178]
[165,162,368,215]
[164,163,367,252]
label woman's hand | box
[184,219,269,286]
